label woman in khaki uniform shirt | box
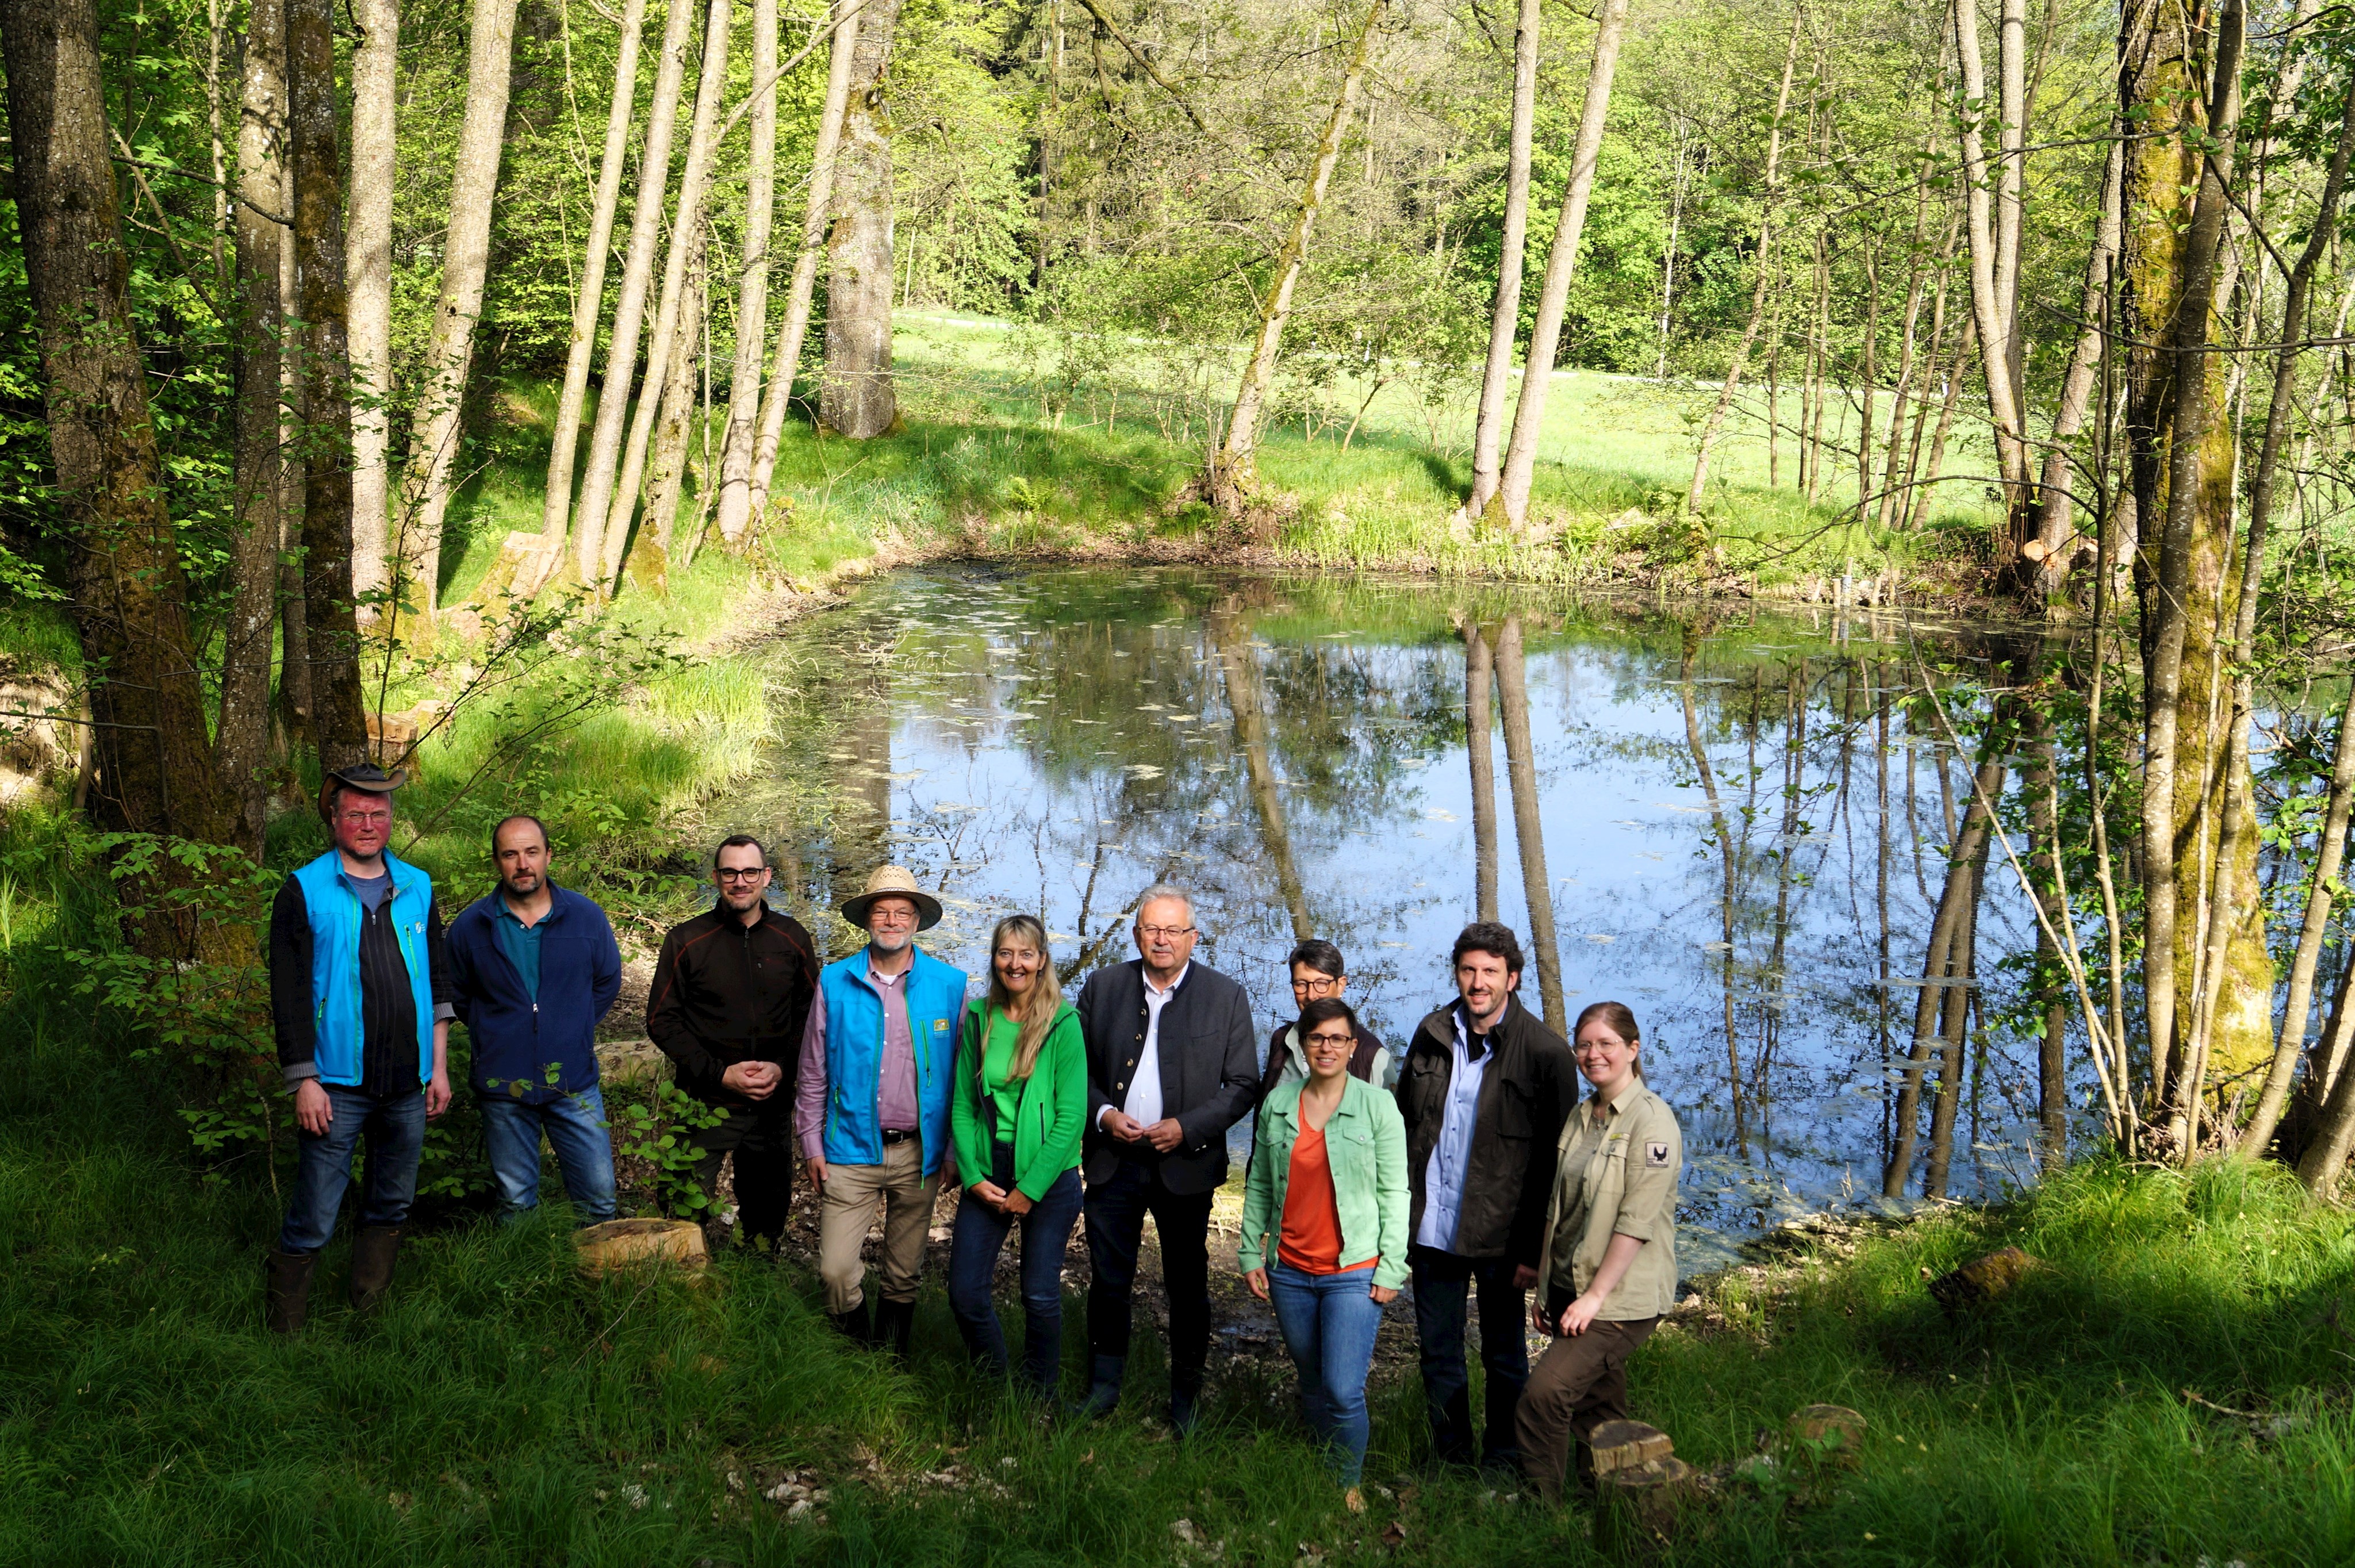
[1517,1001,1682,1501]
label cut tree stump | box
[1927,1246,2045,1313]
[577,1218,708,1278]
[1595,1456,1698,1555]
[1784,1404,1867,1467]
[1589,1420,1676,1475]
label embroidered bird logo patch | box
[1646,1141,1671,1168]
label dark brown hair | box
[1297,996,1362,1041]
[1574,1000,1644,1078]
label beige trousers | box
[816,1140,939,1313]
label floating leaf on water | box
[1585,934,1616,944]
[1424,809,1458,822]
[1702,941,1733,952]
[1124,764,1165,778]
[1399,758,1430,769]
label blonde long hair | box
[986,914,1064,1082]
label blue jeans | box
[480,1086,618,1224]
[949,1149,1083,1397]
[278,1086,426,1253]
[1267,1258,1386,1485]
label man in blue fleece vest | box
[264,764,454,1332]
[796,865,969,1355]
[446,815,623,1225]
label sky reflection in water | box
[759,565,2046,1271]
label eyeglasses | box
[1137,925,1195,941]
[1304,1030,1356,1049]
[337,809,390,825]
[1291,973,1343,996]
[715,867,768,883]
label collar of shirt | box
[1142,963,1190,1002]
[1451,1003,1494,1064]
[866,949,911,988]
[1581,1078,1643,1128]
[497,894,546,929]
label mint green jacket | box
[1238,1074,1412,1291]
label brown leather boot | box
[348,1225,404,1313]
[265,1248,317,1334]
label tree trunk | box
[539,0,649,557]
[600,0,735,593]
[1908,317,1974,531]
[818,0,908,440]
[0,0,243,858]
[1209,0,1384,509]
[1214,607,1311,941]
[711,0,780,542]
[743,1,861,532]
[1489,0,1631,531]
[1951,0,2030,507]
[346,0,397,611]
[396,0,522,626]
[286,0,368,771]
[1464,0,1541,519]
[1921,863,1981,1199]
[570,0,700,586]
[2120,0,2249,1138]
[1684,6,1802,516]
[631,220,709,588]
[219,0,292,852]
[275,136,312,752]
[1879,205,1958,530]
[2027,128,2122,596]
[1494,617,1564,1033]
[1465,622,1499,922]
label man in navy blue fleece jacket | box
[446,815,624,1225]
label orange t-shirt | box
[1278,1121,1378,1274]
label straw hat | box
[839,864,943,930]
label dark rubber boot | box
[348,1225,404,1314]
[830,1302,873,1344]
[875,1298,916,1361]
[1169,1383,1202,1439]
[265,1248,317,1335]
[1076,1354,1125,1420]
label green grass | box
[4,793,2353,1565]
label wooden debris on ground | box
[576,1217,708,1279]
[1926,1245,2046,1312]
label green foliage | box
[608,1079,727,1215]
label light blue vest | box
[818,946,968,1177]
[290,849,437,1089]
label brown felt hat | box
[317,761,406,821]
[838,864,943,931]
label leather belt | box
[880,1128,918,1145]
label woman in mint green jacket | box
[948,915,1087,1399]
[1240,997,1410,1504]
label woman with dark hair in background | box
[948,915,1087,1400]
[1240,996,1410,1511]
[1518,1000,1682,1502]
[1260,940,1389,1098]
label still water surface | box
[747,566,2049,1274]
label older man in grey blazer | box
[1075,885,1259,1432]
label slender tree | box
[818,0,907,439]
[346,0,397,608]
[1493,617,1564,1032]
[711,0,780,541]
[1463,0,1540,520]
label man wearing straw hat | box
[795,865,971,1356]
[263,762,455,1333]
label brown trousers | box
[1516,1315,1659,1501]
[816,1140,939,1313]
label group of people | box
[262,762,1685,1507]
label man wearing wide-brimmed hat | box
[263,763,455,1333]
[795,865,971,1355]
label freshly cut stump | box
[1589,1420,1676,1475]
[1927,1246,2044,1312]
[577,1218,708,1278]
[1785,1404,1866,1467]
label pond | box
[741,565,2055,1275]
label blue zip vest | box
[290,849,438,1089]
[818,946,968,1178]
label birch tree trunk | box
[743,1,861,534]
[220,0,292,850]
[631,221,709,588]
[1489,0,1631,531]
[1952,0,2030,500]
[0,0,244,865]
[570,0,700,585]
[1494,617,1564,1034]
[1465,622,1499,923]
[711,0,778,541]
[346,0,397,610]
[2026,128,2121,596]
[1463,0,1540,520]
[600,0,734,593]
[287,0,369,771]
[818,0,908,440]
[396,0,522,627]
[1209,0,1384,511]
[1686,7,1802,516]
[539,0,648,554]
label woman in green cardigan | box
[948,914,1087,1398]
[1240,997,1410,1509]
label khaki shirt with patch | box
[1541,1080,1682,1320]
